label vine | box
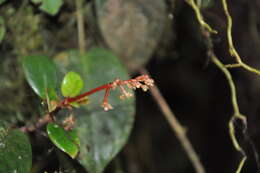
[221,0,260,75]
[184,0,257,172]
[185,0,217,34]
[211,53,247,173]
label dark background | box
[1,0,260,172]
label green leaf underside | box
[31,0,63,15]
[61,71,84,97]
[0,128,32,173]
[22,55,58,100]
[54,48,135,173]
[47,123,79,159]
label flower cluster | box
[61,75,154,112]
[102,75,154,111]
[21,75,154,132]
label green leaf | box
[0,128,32,173]
[96,0,166,71]
[22,55,58,100]
[31,0,63,16]
[199,0,214,8]
[0,0,7,5]
[47,123,79,159]
[54,48,135,173]
[61,71,84,97]
[0,17,5,43]
[31,0,42,3]
[68,129,80,146]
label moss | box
[2,6,43,55]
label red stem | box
[64,83,112,104]
[103,87,111,104]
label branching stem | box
[211,54,247,157]
[185,1,249,172]
[185,0,217,34]
[20,75,154,132]
[63,83,111,104]
[221,0,260,76]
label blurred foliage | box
[0,0,6,5]
[54,48,135,173]
[31,0,64,16]
[0,16,5,43]
[0,128,32,173]
[1,5,43,55]
[0,0,260,173]
[20,46,136,173]
[198,0,214,8]
[97,0,167,72]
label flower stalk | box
[20,75,154,132]
[60,75,154,111]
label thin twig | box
[20,113,53,132]
[76,0,86,54]
[211,54,247,173]
[221,0,260,76]
[185,1,248,172]
[140,68,205,173]
[210,53,240,116]
[185,0,217,34]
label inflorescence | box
[102,75,154,111]
[60,75,154,111]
